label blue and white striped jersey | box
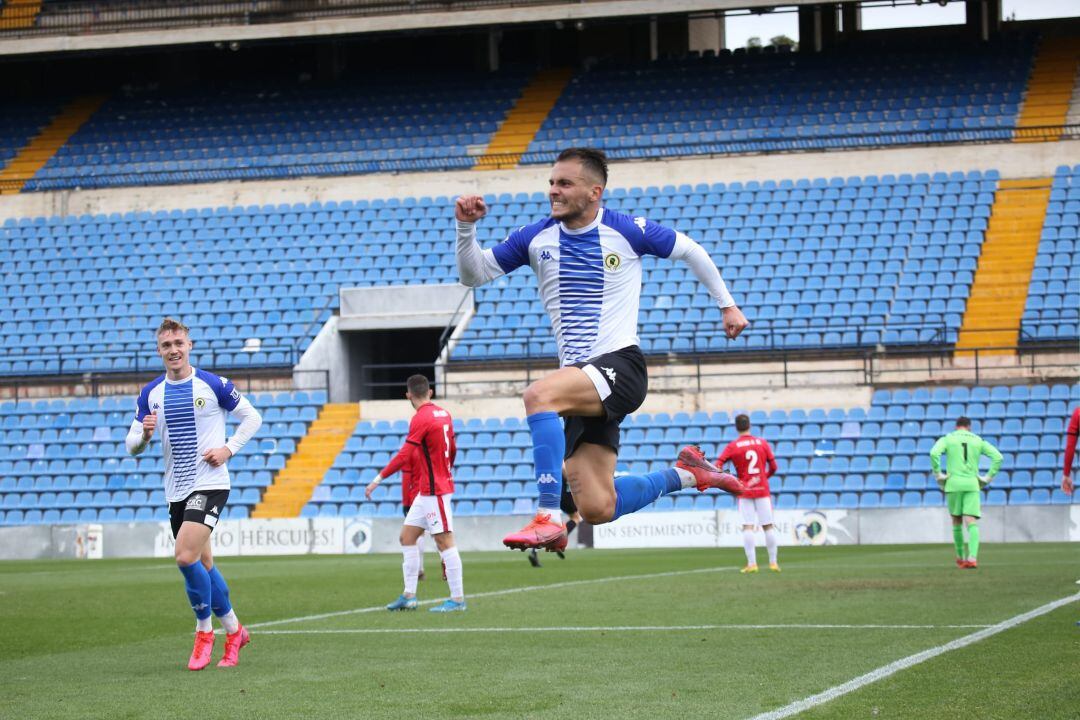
[483,208,696,365]
[133,369,242,502]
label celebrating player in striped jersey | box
[126,318,262,670]
[366,375,465,612]
[717,414,780,573]
[455,147,747,553]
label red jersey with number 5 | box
[717,435,777,499]
[380,402,456,496]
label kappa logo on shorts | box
[185,494,207,512]
[602,366,617,385]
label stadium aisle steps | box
[1015,36,1078,142]
[1066,69,1080,126]
[0,95,106,194]
[956,178,1051,354]
[252,403,358,518]
[475,67,573,170]
[0,0,42,30]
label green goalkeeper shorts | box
[946,491,981,518]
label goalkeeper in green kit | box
[929,416,1002,569]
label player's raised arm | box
[665,230,748,339]
[455,195,500,287]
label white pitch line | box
[246,565,735,630]
[254,623,992,635]
[746,591,1080,720]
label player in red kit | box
[1062,407,1079,495]
[365,375,465,612]
[717,414,779,573]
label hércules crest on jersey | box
[604,253,621,271]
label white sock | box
[218,609,240,635]
[416,533,426,558]
[196,616,213,633]
[765,528,778,565]
[440,547,464,601]
[402,544,420,595]
[675,467,696,489]
[742,529,757,566]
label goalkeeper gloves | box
[978,475,991,489]
[935,472,948,488]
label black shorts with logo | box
[169,489,230,539]
[564,345,648,459]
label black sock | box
[566,519,578,536]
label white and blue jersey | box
[131,369,243,503]
[458,207,734,366]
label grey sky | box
[723,0,1079,49]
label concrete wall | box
[2,140,1076,221]
[294,315,347,402]
[338,284,471,331]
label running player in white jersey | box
[126,318,262,670]
[455,147,748,552]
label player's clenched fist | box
[455,195,488,223]
[722,305,750,339]
[142,412,157,442]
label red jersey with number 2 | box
[717,435,777,499]
[380,402,456,496]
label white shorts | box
[738,496,774,527]
[403,493,454,535]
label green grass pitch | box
[2,543,1079,719]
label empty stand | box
[522,38,1032,163]
[1,168,1009,373]
[24,70,530,191]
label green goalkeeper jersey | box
[929,429,1003,492]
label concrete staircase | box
[1015,36,1078,143]
[251,403,359,518]
[475,68,573,170]
[0,0,42,30]
[0,95,106,194]
[955,178,1052,355]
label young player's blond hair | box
[156,317,190,337]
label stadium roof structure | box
[0,0,833,56]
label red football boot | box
[217,626,250,668]
[676,446,745,495]
[963,559,978,569]
[187,630,215,671]
[502,512,567,552]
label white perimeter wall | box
[1,140,1076,222]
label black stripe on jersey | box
[420,442,436,495]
